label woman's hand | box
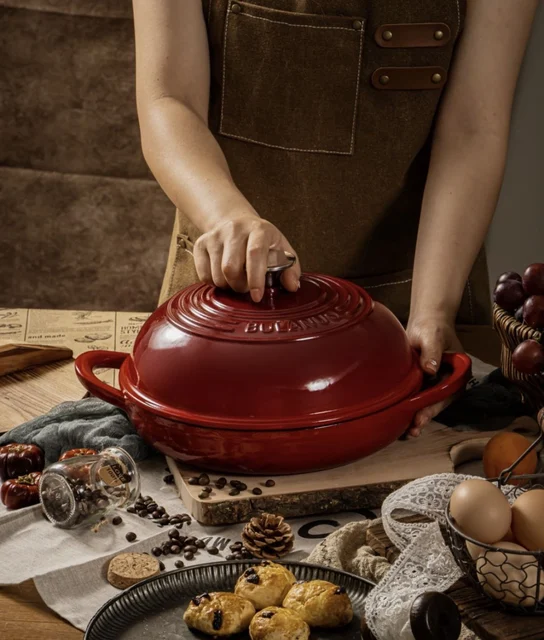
[193,215,301,302]
[406,316,465,437]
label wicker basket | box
[493,303,544,410]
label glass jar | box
[39,447,140,529]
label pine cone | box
[241,513,294,559]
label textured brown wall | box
[0,0,173,311]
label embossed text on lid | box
[166,274,371,342]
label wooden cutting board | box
[168,423,501,526]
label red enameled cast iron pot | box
[75,258,471,475]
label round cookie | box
[183,592,255,636]
[282,580,353,628]
[106,553,160,590]
[250,606,310,640]
[235,561,296,610]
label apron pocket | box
[220,1,365,155]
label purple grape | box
[493,280,526,312]
[523,295,544,330]
[523,263,544,296]
[514,307,524,323]
[512,340,544,375]
[497,271,522,285]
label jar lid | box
[122,257,422,430]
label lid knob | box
[265,251,297,290]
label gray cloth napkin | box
[0,397,150,464]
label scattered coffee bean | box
[229,480,241,488]
[199,492,210,500]
[175,560,185,569]
[265,479,276,488]
[229,489,240,497]
[202,486,212,493]
[208,547,219,556]
[112,515,123,526]
[198,474,210,486]
[230,542,243,551]
[146,502,158,512]
[176,523,184,529]
[152,547,163,557]
[163,474,175,485]
[226,554,236,561]
[215,477,227,489]
[162,547,170,556]
[152,511,161,519]
[158,517,170,525]
[252,488,263,496]
[234,552,243,560]
[126,532,137,542]
[186,537,197,545]
[159,561,165,571]
[181,515,192,524]
[157,506,166,515]
[169,528,180,539]
[188,477,199,486]
[195,539,206,549]
[171,544,181,555]
[143,496,153,502]
[169,517,181,524]
[184,552,194,561]
[237,482,248,491]
[138,510,148,518]
[126,506,136,514]
[185,545,198,554]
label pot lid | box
[121,255,422,430]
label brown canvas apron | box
[159,0,491,326]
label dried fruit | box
[0,472,42,509]
[0,444,44,482]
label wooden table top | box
[0,323,501,639]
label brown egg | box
[483,432,537,484]
[450,479,512,544]
[511,489,544,551]
[466,526,517,559]
[477,541,544,606]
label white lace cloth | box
[363,473,493,640]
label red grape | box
[497,271,522,285]
[522,263,544,296]
[493,280,526,312]
[523,295,544,330]
[512,339,544,375]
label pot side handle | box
[74,350,127,410]
[407,352,472,412]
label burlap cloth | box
[308,517,480,640]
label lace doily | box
[363,473,506,640]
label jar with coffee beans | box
[39,447,140,529]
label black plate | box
[85,561,374,639]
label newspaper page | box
[0,308,151,386]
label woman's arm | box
[407,0,538,432]
[132,0,300,299]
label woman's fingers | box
[221,235,249,292]
[246,228,272,302]
[208,244,228,289]
[193,237,213,285]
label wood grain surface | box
[366,519,544,640]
